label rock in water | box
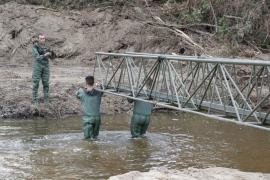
[109,167,270,180]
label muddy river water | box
[0,112,270,179]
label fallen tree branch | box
[145,21,215,36]
[188,28,213,36]
[224,15,243,20]
[172,28,204,51]
[0,32,7,41]
[35,7,59,13]
[145,16,206,53]
[186,23,217,28]
[244,40,262,55]
[208,0,217,34]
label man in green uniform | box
[128,98,153,138]
[32,34,51,110]
[128,80,153,138]
[76,76,103,140]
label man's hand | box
[44,52,51,57]
[95,81,101,87]
[95,81,105,90]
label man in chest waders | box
[76,76,103,140]
[32,34,51,111]
[128,80,153,138]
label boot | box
[33,100,40,116]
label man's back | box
[76,88,102,117]
[133,100,153,115]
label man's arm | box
[32,46,50,61]
[95,81,104,96]
[44,47,56,59]
[75,88,84,100]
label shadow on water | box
[0,112,270,179]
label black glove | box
[45,49,57,59]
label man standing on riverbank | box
[32,34,51,111]
[76,76,103,140]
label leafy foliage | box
[162,0,269,48]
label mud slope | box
[0,2,196,66]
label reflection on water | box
[0,112,270,179]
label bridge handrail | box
[96,52,270,66]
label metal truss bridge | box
[94,52,270,131]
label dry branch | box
[141,16,207,54]
[208,0,217,34]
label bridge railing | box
[94,52,270,129]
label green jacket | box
[76,88,102,117]
[128,97,153,115]
[134,100,153,115]
[32,43,49,65]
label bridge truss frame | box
[94,52,270,131]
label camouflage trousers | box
[32,62,49,104]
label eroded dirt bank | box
[0,66,132,118]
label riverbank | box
[0,65,132,119]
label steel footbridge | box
[94,52,270,131]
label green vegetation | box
[163,0,269,48]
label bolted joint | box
[157,56,165,62]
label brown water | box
[0,112,270,179]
